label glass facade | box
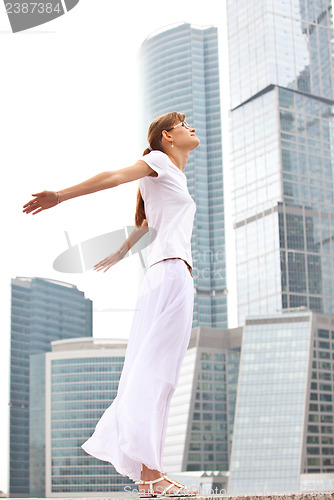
[164,327,242,474]
[227,0,334,110]
[227,348,241,453]
[186,350,230,472]
[9,277,92,497]
[228,313,312,495]
[29,354,46,497]
[164,350,197,472]
[226,2,334,490]
[47,352,133,494]
[139,22,227,328]
[304,325,334,473]
[279,88,334,313]
[227,0,334,324]
[228,312,334,494]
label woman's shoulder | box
[146,150,169,162]
[140,150,171,180]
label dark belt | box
[160,258,193,278]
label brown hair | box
[134,111,185,227]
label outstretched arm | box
[94,219,149,272]
[23,160,154,215]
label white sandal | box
[135,474,198,497]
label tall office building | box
[9,277,92,497]
[139,22,227,328]
[30,337,132,497]
[226,0,334,323]
[164,326,242,475]
[228,311,334,495]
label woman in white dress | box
[23,111,200,497]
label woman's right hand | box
[94,251,123,273]
[23,190,59,215]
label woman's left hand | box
[23,191,59,215]
[94,251,123,273]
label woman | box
[23,111,200,497]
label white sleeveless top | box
[139,150,196,270]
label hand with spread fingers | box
[23,190,60,215]
[93,251,123,273]
[93,225,146,273]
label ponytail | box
[134,148,151,227]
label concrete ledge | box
[24,493,334,500]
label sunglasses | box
[166,121,191,132]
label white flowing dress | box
[81,151,196,481]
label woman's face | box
[167,120,200,151]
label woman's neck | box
[167,150,190,173]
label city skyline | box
[2,0,334,495]
[1,1,230,494]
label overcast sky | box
[0,0,234,492]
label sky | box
[0,0,235,493]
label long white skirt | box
[81,258,194,482]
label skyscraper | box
[9,277,92,497]
[227,311,334,495]
[139,22,227,328]
[29,337,132,497]
[226,0,334,323]
[163,326,242,474]
[225,0,334,494]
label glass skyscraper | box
[226,0,334,323]
[9,277,92,497]
[139,22,227,328]
[31,337,133,497]
[228,311,334,495]
[164,326,242,474]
